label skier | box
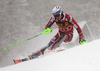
[14,6,86,64]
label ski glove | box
[79,36,86,44]
[79,36,89,45]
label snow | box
[0,39,100,71]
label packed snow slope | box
[0,39,100,71]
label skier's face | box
[54,14,61,20]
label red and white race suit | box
[45,13,83,49]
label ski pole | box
[3,28,52,50]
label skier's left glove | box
[79,36,85,44]
[79,36,89,45]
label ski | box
[13,48,66,64]
[13,59,22,64]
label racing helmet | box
[52,6,63,17]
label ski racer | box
[14,6,86,64]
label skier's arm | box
[68,16,83,38]
[45,17,55,29]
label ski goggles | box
[54,14,60,18]
[53,10,61,16]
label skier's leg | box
[48,32,67,50]
[28,46,48,59]
[64,32,73,42]
[13,47,48,64]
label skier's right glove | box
[44,28,52,34]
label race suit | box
[45,13,83,50]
